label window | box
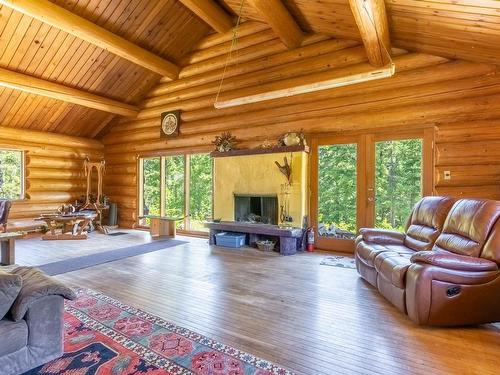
[0,149,24,200]
[139,153,213,233]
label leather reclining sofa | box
[355,196,500,326]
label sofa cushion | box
[0,269,22,320]
[357,241,414,268]
[374,252,412,289]
[9,267,76,322]
[433,199,500,257]
[0,319,28,357]
[404,196,456,252]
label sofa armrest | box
[9,267,76,322]
[405,262,500,325]
[359,228,405,244]
[411,250,498,272]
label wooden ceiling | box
[219,0,500,64]
[0,0,209,138]
[0,0,499,138]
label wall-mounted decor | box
[160,110,180,138]
[212,132,237,152]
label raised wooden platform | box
[206,221,304,255]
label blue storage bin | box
[215,232,246,248]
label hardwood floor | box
[11,231,500,375]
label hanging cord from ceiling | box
[214,0,246,106]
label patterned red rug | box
[25,289,293,375]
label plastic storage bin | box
[215,232,246,248]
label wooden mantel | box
[210,145,309,158]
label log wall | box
[0,126,103,225]
[102,26,500,227]
[435,120,500,200]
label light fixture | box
[214,63,395,109]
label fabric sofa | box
[0,266,75,375]
[355,197,500,326]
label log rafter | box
[349,0,392,67]
[247,0,305,49]
[179,0,234,33]
[0,67,139,117]
[0,0,180,79]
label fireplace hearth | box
[234,194,278,224]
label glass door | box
[374,138,423,232]
[311,130,433,252]
[311,135,365,252]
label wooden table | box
[35,213,97,240]
[140,216,182,238]
[0,232,23,265]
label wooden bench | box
[6,219,47,233]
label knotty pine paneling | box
[0,0,209,137]
[103,25,500,227]
[0,126,103,226]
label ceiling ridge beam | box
[179,0,234,33]
[248,0,305,49]
[0,0,180,79]
[0,67,139,117]
[349,0,392,67]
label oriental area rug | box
[24,289,293,375]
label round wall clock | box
[160,110,180,138]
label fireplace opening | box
[234,194,278,224]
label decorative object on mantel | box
[259,139,275,149]
[212,131,238,152]
[211,144,309,158]
[160,110,180,138]
[275,156,292,184]
[280,131,307,147]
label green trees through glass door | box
[375,139,422,232]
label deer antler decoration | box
[275,156,292,184]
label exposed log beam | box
[248,0,305,48]
[0,0,179,79]
[179,0,234,33]
[0,67,139,117]
[349,0,391,67]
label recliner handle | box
[447,286,461,297]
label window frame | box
[0,148,26,201]
[138,152,214,236]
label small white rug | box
[320,255,356,269]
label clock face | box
[162,113,178,135]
